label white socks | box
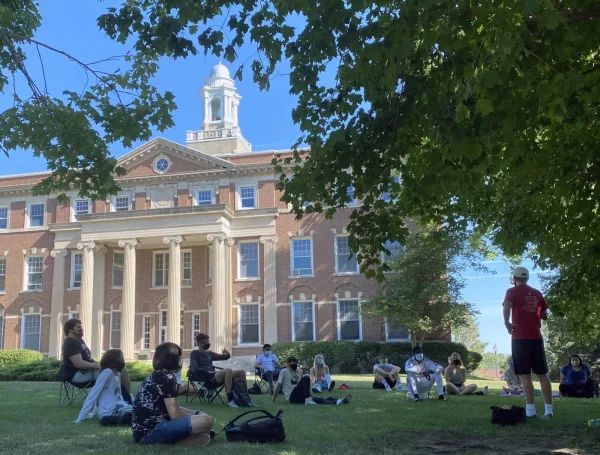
[383,382,392,391]
[526,404,536,417]
[544,404,553,416]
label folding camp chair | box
[254,357,271,393]
[186,368,226,405]
[59,380,95,407]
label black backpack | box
[231,377,255,407]
[224,410,286,443]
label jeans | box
[262,369,280,391]
[142,417,192,445]
[288,376,338,404]
[312,374,333,392]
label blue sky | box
[0,1,536,353]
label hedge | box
[271,341,483,374]
[0,349,43,367]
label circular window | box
[153,157,170,174]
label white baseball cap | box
[511,267,529,279]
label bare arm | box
[503,300,514,334]
[540,309,548,320]
[461,368,467,383]
[309,367,316,383]
[69,353,100,370]
[272,382,282,402]
[164,397,189,420]
[444,367,452,382]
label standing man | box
[503,266,553,419]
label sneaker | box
[228,400,239,408]
[413,394,420,402]
[541,414,554,420]
[336,393,352,405]
[305,397,317,405]
[483,386,489,396]
[406,392,414,400]
[312,387,320,393]
[396,384,407,392]
[384,383,393,392]
[438,395,445,401]
[210,430,216,439]
[328,381,336,392]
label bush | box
[271,340,483,373]
[0,358,61,381]
[0,349,43,367]
[125,361,154,381]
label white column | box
[224,237,234,351]
[207,233,228,352]
[91,245,107,358]
[77,241,96,343]
[163,235,183,346]
[260,236,279,344]
[48,248,67,359]
[118,239,138,360]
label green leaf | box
[475,98,494,116]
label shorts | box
[142,417,192,445]
[372,377,397,389]
[72,369,100,383]
[512,338,548,375]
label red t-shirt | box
[504,284,548,339]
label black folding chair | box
[59,380,95,407]
[186,368,226,405]
[254,365,270,393]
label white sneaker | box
[384,384,393,392]
[336,393,352,406]
[305,397,317,405]
[483,386,489,396]
[228,400,239,408]
[396,384,407,392]
[406,392,414,400]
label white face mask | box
[415,353,424,362]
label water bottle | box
[587,419,600,429]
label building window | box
[239,185,256,209]
[110,311,121,349]
[192,313,201,347]
[196,189,213,205]
[182,251,192,286]
[113,195,130,212]
[207,246,213,284]
[335,236,359,274]
[70,252,82,289]
[28,203,45,228]
[238,304,259,345]
[160,311,167,344]
[73,199,90,220]
[386,320,409,341]
[25,256,43,291]
[290,238,313,276]
[142,315,151,350]
[153,252,169,288]
[382,240,403,263]
[238,241,259,279]
[21,314,41,351]
[0,207,8,230]
[0,257,5,293]
[337,299,361,341]
[0,314,4,349]
[68,311,79,320]
[112,251,124,287]
[292,301,315,342]
[153,156,171,174]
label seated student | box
[255,343,282,394]
[189,333,248,408]
[310,354,336,393]
[272,356,351,406]
[503,356,523,395]
[559,354,595,398]
[372,355,406,392]
[61,318,133,402]
[75,349,133,425]
[405,345,445,402]
[132,342,214,446]
[444,352,482,396]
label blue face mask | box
[264,351,271,357]
[317,359,323,366]
[380,362,388,368]
[414,353,424,362]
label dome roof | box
[210,62,231,79]
[205,62,234,88]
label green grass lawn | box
[1,376,599,454]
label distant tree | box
[479,352,508,372]
[453,314,488,355]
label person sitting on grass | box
[272,356,351,406]
[132,342,214,446]
[559,354,595,398]
[255,343,282,394]
[444,352,486,396]
[310,354,336,393]
[405,345,445,402]
[189,333,249,408]
[503,356,523,395]
[75,349,133,426]
[61,318,134,402]
[372,355,406,392]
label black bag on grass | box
[248,383,262,394]
[224,410,285,443]
[231,377,255,407]
[99,412,132,427]
[490,405,526,426]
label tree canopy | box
[453,313,488,355]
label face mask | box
[415,353,424,362]
[317,359,323,366]
[264,351,271,357]
[290,364,298,371]
[380,362,388,368]
[203,343,211,350]
[452,359,460,366]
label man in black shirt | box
[189,333,248,408]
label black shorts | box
[511,338,548,375]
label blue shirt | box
[256,353,279,372]
[561,364,592,386]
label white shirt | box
[256,353,279,372]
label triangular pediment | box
[118,138,233,178]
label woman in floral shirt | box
[132,342,213,446]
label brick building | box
[0,64,417,361]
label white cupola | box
[200,62,241,130]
